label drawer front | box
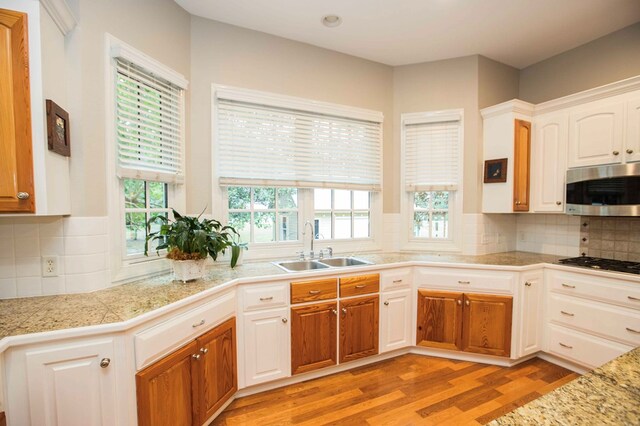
[134,291,236,369]
[340,274,380,297]
[380,269,412,291]
[291,278,337,304]
[415,267,515,293]
[548,294,640,346]
[549,269,640,309]
[547,324,633,368]
[242,283,288,311]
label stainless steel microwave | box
[566,163,640,216]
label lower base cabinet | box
[339,295,379,363]
[136,317,237,426]
[291,302,337,375]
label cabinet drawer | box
[290,278,337,304]
[548,294,640,346]
[549,269,640,309]
[380,269,412,291]
[340,274,380,297]
[415,267,515,293]
[242,283,288,311]
[547,324,633,369]
[134,291,235,369]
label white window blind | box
[404,115,461,191]
[216,98,382,191]
[115,58,184,184]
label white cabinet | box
[5,337,124,426]
[379,288,412,353]
[568,102,624,168]
[240,308,290,388]
[626,98,640,163]
[532,113,568,212]
[517,271,543,356]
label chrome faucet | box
[303,220,314,259]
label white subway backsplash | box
[515,214,581,256]
[0,216,109,299]
[463,214,517,255]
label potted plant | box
[144,209,244,282]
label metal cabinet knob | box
[613,151,620,155]
[627,149,634,154]
[331,309,337,315]
[341,308,347,314]
[281,317,288,323]
[17,192,30,200]
[525,281,532,287]
[192,354,201,360]
[556,201,562,205]
[200,348,208,354]
[99,358,110,368]
[465,300,470,306]
[515,201,521,205]
[384,301,389,306]
[457,299,462,305]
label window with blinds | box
[216,97,382,191]
[115,58,185,183]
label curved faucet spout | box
[303,221,314,258]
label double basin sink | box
[274,257,372,272]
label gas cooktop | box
[558,256,640,275]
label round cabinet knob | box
[331,309,337,315]
[384,301,389,306]
[192,354,201,360]
[515,201,521,205]
[613,151,620,155]
[17,192,30,200]
[200,348,208,354]
[457,299,462,305]
[99,358,111,368]
[627,149,634,154]
[556,201,562,206]
[465,300,470,306]
[341,308,347,314]
[281,317,288,323]
[525,281,532,287]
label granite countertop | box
[489,346,640,425]
[0,251,562,340]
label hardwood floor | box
[213,355,578,425]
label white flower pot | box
[172,259,206,282]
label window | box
[314,189,370,239]
[124,179,169,256]
[227,187,298,243]
[402,110,463,249]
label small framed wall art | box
[484,158,507,183]
[46,99,71,157]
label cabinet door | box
[291,302,337,374]
[416,290,463,351]
[568,102,624,168]
[513,119,531,211]
[24,338,117,426]
[626,98,640,163]
[518,272,543,356]
[136,341,197,426]
[532,114,568,212]
[0,9,34,213]
[379,289,412,353]
[339,295,379,363]
[194,317,237,425]
[242,308,290,387]
[462,294,513,357]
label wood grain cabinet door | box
[416,290,463,351]
[291,302,337,374]
[513,119,531,212]
[0,9,34,213]
[461,293,513,357]
[339,295,379,363]
[194,317,237,425]
[136,341,198,426]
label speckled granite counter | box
[489,346,640,425]
[0,251,562,339]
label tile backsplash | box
[579,217,640,262]
[515,214,581,257]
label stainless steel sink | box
[274,260,330,272]
[318,257,372,267]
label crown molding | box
[40,0,77,35]
[480,99,535,119]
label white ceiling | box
[175,0,640,69]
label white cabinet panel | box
[518,271,543,357]
[379,289,412,353]
[532,113,567,212]
[626,98,640,163]
[415,267,515,294]
[568,102,624,168]
[241,282,288,311]
[241,308,290,387]
[380,268,412,291]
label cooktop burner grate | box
[558,256,640,275]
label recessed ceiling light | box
[321,14,342,28]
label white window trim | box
[105,34,187,284]
[400,109,464,252]
[211,85,382,261]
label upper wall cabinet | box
[567,102,624,168]
[626,98,640,163]
[532,112,568,213]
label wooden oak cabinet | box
[291,302,337,375]
[136,317,237,426]
[513,119,531,212]
[417,290,513,357]
[0,8,34,213]
[339,295,379,363]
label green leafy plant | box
[144,209,245,268]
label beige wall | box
[519,22,640,104]
[64,0,191,216]
[478,56,520,109]
[188,18,394,214]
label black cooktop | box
[558,256,640,275]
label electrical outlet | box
[42,256,58,277]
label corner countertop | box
[489,346,640,425]
[0,251,563,340]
